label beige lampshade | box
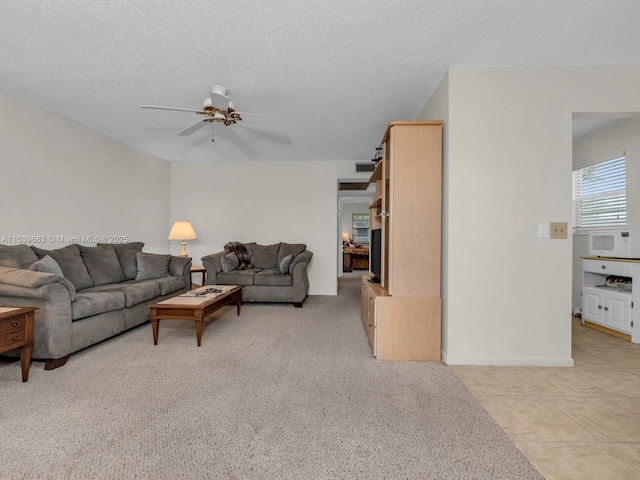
[168,221,197,257]
[168,221,197,241]
[342,230,349,242]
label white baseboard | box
[442,351,574,367]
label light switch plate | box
[538,223,549,238]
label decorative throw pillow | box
[135,252,171,280]
[277,243,306,266]
[221,252,240,272]
[279,254,294,274]
[29,255,63,276]
[31,244,94,290]
[29,256,77,300]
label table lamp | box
[168,221,197,257]
[342,231,349,244]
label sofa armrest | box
[0,266,76,300]
[201,251,226,285]
[0,265,74,360]
[169,256,192,291]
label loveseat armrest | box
[201,251,226,285]
[289,250,313,274]
[290,250,313,305]
[169,256,192,291]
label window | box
[352,214,370,244]
[572,155,626,230]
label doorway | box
[571,114,640,349]
[337,183,374,277]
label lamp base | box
[179,241,189,257]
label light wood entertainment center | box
[360,121,442,361]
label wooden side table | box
[190,266,206,288]
[343,251,353,272]
[0,307,37,382]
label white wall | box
[170,161,367,295]
[419,66,640,366]
[0,88,171,252]
[571,119,640,309]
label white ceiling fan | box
[141,85,280,144]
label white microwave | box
[588,230,640,258]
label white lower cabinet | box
[582,287,605,325]
[582,258,635,336]
[604,290,632,332]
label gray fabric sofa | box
[0,242,191,369]
[201,242,312,307]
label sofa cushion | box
[153,276,186,296]
[71,291,126,320]
[82,280,161,307]
[0,244,40,269]
[217,268,261,286]
[28,255,77,301]
[98,242,144,280]
[79,245,126,286]
[221,252,239,272]
[135,252,171,280]
[250,243,280,269]
[32,244,94,290]
[279,254,294,274]
[277,243,307,266]
[254,269,294,287]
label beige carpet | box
[0,275,543,479]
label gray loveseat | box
[201,242,312,307]
[0,243,191,369]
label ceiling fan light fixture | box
[142,84,267,145]
[210,85,228,96]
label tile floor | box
[451,317,640,480]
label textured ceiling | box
[2,1,640,163]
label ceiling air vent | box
[355,162,376,173]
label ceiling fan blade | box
[209,91,230,111]
[235,111,285,120]
[228,123,259,145]
[177,118,209,136]
[141,105,204,113]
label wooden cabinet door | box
[360,277,369,324]
[366,289,376,355]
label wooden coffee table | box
[146,285,242,346]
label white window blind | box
[572,155,626,230]
[352,213,370,244]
